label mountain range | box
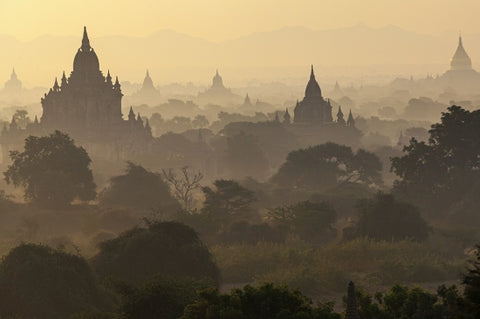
[0,24,475,87]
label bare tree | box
[162,166,204,213]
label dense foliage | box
[181,283,340,319]
[201,179,256,227]
[272,142,382,190]
[4,130,96,207]
[391,105,480,219]
[99,162,180,214]
[92,221,220,286]
[0,244,105,319]
[350,192,430,241]
[269,200,337,242]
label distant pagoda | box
[293,65,334,124]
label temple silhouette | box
[0,27,152,163]
[293,65,355,127]
[128,69,162,106]
[197,69,242,105]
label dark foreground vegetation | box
[1,106,480,317]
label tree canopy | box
[352,192,430,241]
[91,221,220,286]
[99,162,180,215]
[181,283,340,319]
[201,179,256,225]
[4,130,96,207]
[0,244,105,319]
[268,200,337,242]
[272,142,382,190]
[391,105,480,217]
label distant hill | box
[0,24,477,87]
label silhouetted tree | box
[268,200,337,242]
[201,179,256,226]
[181,283,341,319]
[463,245,480,317]
[4,130,96,207]
[192,115,209,128]
[272,143,382,190]
[0,244,106,319]
[391,105,480,216]
[12,109,31,128]
[92,221,219,286]
[223,131,270,179]
[114,276,208,319]
[352,192,429,241]
[162,166,203,213]
[99,162,180,215]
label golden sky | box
[0,0,478,41]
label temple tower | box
[345,281,360,319]
[450,35,472,71]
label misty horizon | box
[0,23,476,88]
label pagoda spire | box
[305,65,322,97]
[347,109,355,127]
[81,26,91,50]
[145,118,152,135]
[283,107,291,124]
[10,116,17,131]
[61,71,67,87]
[106,70,112,85]
[337,106,346,125]
[128,106,136,121]
[345,281,360,319]
[53,77,60,91]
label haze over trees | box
[99,162,180,214]
[391,105,480,222]
[272,142,383,190]
[4,130,96,207]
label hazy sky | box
[0,0,478,41]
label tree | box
[223,131,270,179]
[114,277,208,319]
[391,105,480,215]
[0,244,106,319]
[463,245,480,317]
[192,115,209,128]
[353,192,429,241]
[99,162,180,215]
[162,166,203,213]
[272,142,382,190]
[12,109,31,128]
[4,130,96,207]
[201,179,256,225]
[181,283,341,319]
[91,221,220,286]
[268,200,337,242]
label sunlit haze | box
[0,0,478,41]
[0,0,479,86]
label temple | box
[345,281,361,319]
[294,66,334,124]
[0,27,152,163]
[129,69,161,105]
[197,69,241,105]
[450,35,472,71]
[4,68,22,92]
[440,35,480,88]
